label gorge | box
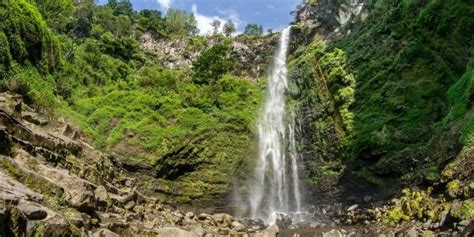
[1,0,473,236]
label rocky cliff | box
[140,33,278,81]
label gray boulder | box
[157,227,199,237]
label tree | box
[138,9,165,37]
[193,43,233,84]
[211,20,221,35]
[165,9,198,36]
[267,29,273,34]
[223,20,236,37]
[107,0,133,17]
[33,0,74,32]
[244,24,263,36]
[72,0,94,37]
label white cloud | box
[157,0,172,10]
[192,4,241,35]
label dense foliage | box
[290,0,474,186]
[0,0,264,202]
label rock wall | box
[294,0,371,42]
[140,33,279,81]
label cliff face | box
[293,0,371,42]
[140,33,278,81]
[289,0,474,202]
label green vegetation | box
[288,39,355,184]
[291,0,474,187]
[244,24,264,37]
[383,189,447,224]
[336,0,474,177]
[0,0,264,202]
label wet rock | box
[275,213,292,229]
[156,227,199,237]
[241,218,266,230]
[16,202,47,220]
[92,228,120,237]
[262,224,279,237]
[322,229,343,237]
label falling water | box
[248,26,302,224]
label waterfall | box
[248,26,302,224]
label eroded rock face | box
[140,33,278,81]
[294,0,371,41]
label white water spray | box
[248,26,302,224]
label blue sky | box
[97,0,301,34]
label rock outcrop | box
[140,33,278,81]
[293,0,371,42]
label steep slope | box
[0,0,275,205]
[288,0,474,229]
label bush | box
[192,43,233,84]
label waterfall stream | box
[248,27,302,224]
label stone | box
[66,210,84,228]
[13,96,22,117]
[41,216,73,236]
[95,185,111,208]
[185,212,195,219]
[406,227,418,237]
[124,200,136,210]
[16,202,47,220]
[62,124,81,140]
[275,213,292,229]
[347,204,359,212]
[212,213,234,225]
[197,213,211,221]
[231,221,246,231]
[0,169,44,202]
[39,166,97,212]
[459,220,471,227]
[92,228,120,237]
[322,229,343,237]
[191,226,205,236]
[21,112,48,126]
[439,211,449,227]
[262,224,279,237]
[423,219,432,229]
[156,227,199,237]
[422,231,436,237]
[0,96,6,103]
